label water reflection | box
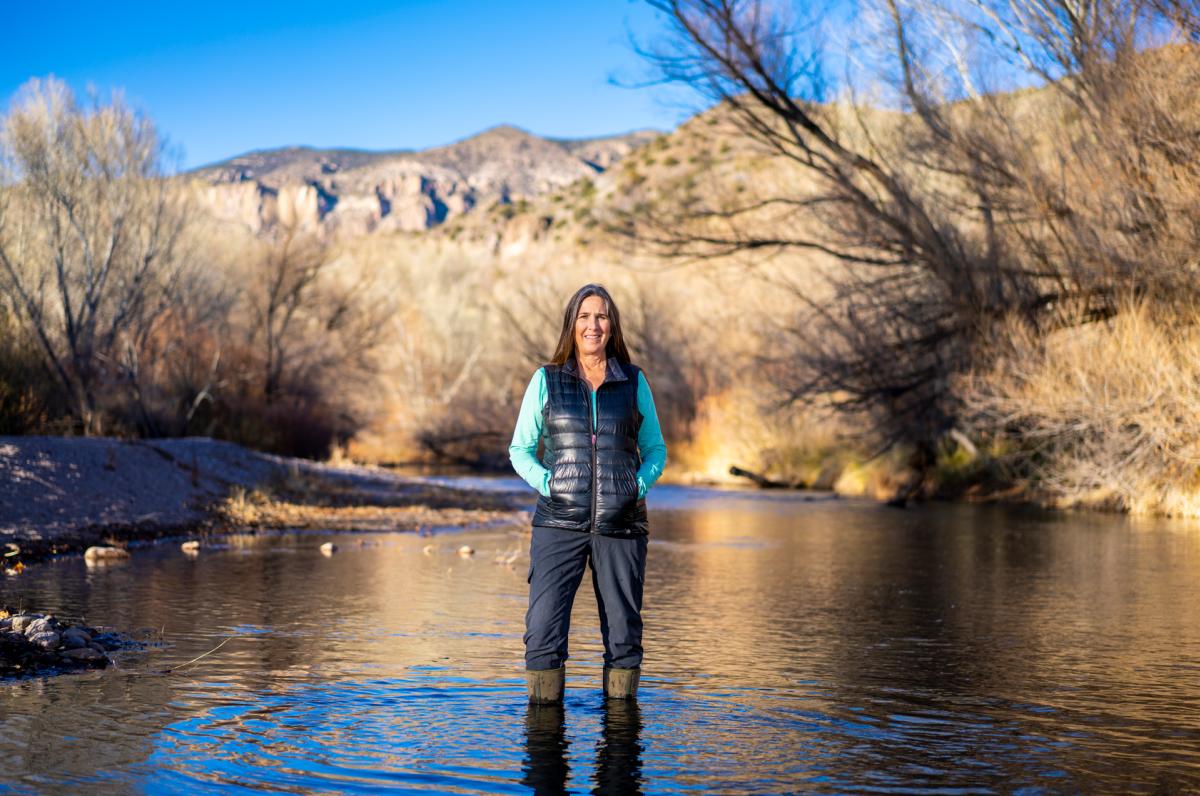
[594,700,643,795]
[522,699,643,796]
[0,488,1198,792]
[522,704,570,795]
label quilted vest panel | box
[531,359,648,535]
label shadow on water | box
[523,700,643,796]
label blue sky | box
[3,1,689,169]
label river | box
[1,481,1198,793]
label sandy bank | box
[0,436,531,566]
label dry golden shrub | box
[965,300,1200,516]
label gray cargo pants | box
[524,525,648,671]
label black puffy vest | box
[531,358,648,536]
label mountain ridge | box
[190,124,661,236]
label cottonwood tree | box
[626,0,1200,474]
[0,78,193,434]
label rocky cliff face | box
[190,125,657,237]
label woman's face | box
[574,294,611,359]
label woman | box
[509,283,667,704]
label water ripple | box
[1,490,1199,792]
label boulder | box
[27,631,60,649]
[83,546,130,561]
[9,615,37,633]
[25,616,58,636]
[60,628,91,650]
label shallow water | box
[2,482,1199,794]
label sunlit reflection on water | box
[2,486,1199,793]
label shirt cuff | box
[637,476,647,500]
[540,469,551,498]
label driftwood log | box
[728,466,805,490]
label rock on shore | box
[0,610,141,676]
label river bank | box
[0,436,530,572]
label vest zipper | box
[590,385,598,534]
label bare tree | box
[0,78,192,434]
[247,225,331,404]
[1154,0,1200,36]
[117,263,234,437]
[626,0,1200,472]
[226,223,391,454]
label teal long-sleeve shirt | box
[509,367,668,500]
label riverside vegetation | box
[2,0,1200,517]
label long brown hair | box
[549,283,632,365]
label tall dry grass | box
[964,300,1200,516]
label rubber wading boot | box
[527,666,566,704]
[602,666,640,699]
